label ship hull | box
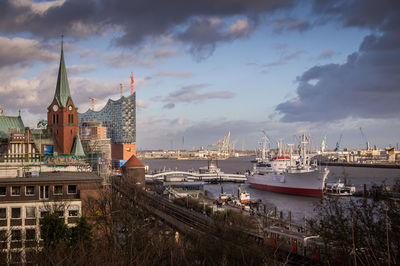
[248,169,329,197]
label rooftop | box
[0,172,102,184]
[0,115,24,139]
[123,155,144,168]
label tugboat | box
[199,158,221,174]
[238,186,250,204]
[324,179,356,196]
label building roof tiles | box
[122,155,144,168]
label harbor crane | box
[359,127,370,150]
[208,132,231,157]
[334,134,343,152]
[89,97,101,111]
[320,131,327,153]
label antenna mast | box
[130,72,134,94]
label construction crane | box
[334,133,343,152]
[89,97,101,111]
[359,127,370,150]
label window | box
[10,252,21,264]
[68,205,79,217]
[54,185,63,195]
[67,185,77,194]
[0,208,6,219]
[25,186,35,196]
[11,208,21,219]
[0,187,5,196]
[68,210,78,217]
[0,230,7,242]
[40,211,49,218]
[39,186,49,199]
[25,229,36,241]
[55,210,64,217]
[25,207,36,219]
[11,230,21,241]
[11,186,21,196]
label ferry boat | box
[249,134,329,197]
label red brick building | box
[47,41,79,155]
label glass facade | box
[79,93,136,144]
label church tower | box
[47,39,79,154]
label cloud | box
[0,36,58,68]
[67,65,96,75]
[154,71,193,78]
[13,0,66,15]
[162,84,235,108]
[276,0,400,122]
[104,46,181,68]
[273,17,311,32]
[318,50,336,60]
[170,118,187,126]
[163,103,175,109]
[0,0,297,48]
[136,99,148,110]
[263,50,304,68]
[0,62,121,119]
[284,51,304,60]
[176,17,255,60]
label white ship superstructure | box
[249,135,329,197]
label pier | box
[145,170,247,183]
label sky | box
[0,0,399,151]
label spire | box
[71,134,85,157]
[54,35,72,107]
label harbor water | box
[141,157,400,223]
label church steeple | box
[47,36,79,155]
[54,35,72,108]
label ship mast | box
[301,134,308,168]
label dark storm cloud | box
[0,0,294,45]
[276,0,400,122]
[176,17,255,60]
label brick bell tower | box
[47,38,79,154]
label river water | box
[142,157,400,223]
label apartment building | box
[0,172,102,264]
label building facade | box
[0,172,102,264]
[79,94,136,164]
[79,94,136,145]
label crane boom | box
[359,127,370,150]
[334,134,343,152]
[89,97,101,111]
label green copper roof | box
[54,42,71,108]
[0,116,25,139]
[71,135,85,157]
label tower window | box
[53,114,55,123]
[56,114,59,124]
